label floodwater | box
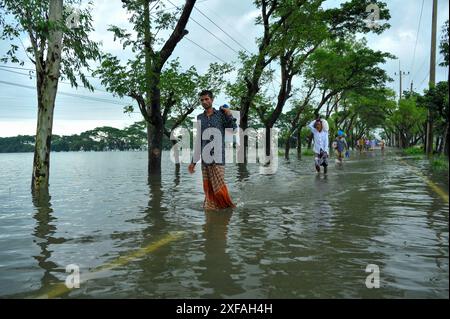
[0,149,448,298]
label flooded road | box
[0,149,448,298]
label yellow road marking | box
[35,231,185,299]
[401,159,449,204]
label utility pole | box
[410,81,413,94]
[426,0,438,156]
[394,60,409,100]
[394,60,409,148]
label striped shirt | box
[192,108,237,165]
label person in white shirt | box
[308,118,329,173]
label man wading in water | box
[188,90,237,209]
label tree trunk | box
[436,136,441,153]
[434,136,440,154]
[307,133,313,149]
[147,118,163,174]
[31,0,63,193]
[442,123,449,156]
[142,0,195,174]
[237,163,249,182]
[297,127,302,159]
[264,125,272,164]
[285,137,290,160]
[171,139,180,170]
[426,116,433,155]
[237,113,249,163]
[32,93,56,191]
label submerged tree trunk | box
[150,83,164,174]
[285,137,290,160]
[237,113,249,164]
[32,88,57,191]
[171,139,181,170]
[142,0,195,174]
[442,123,449,156]
[264,125,272,164]
[297,127,302,160]
[31,0,63,193]
[307,133,313,149]
[436,136,441,153]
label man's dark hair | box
[198,90,214,99]
[314,119,322,129]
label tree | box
[336,88,396,147]
[418,81,449,154]
[233,0,390,162]
[439,20,449,70]
[438,20,449,155]
[278,100,315,160]
[94,0,198,175]
[289,38,393,150]
[388,98,427,148]
[0,0,101,192]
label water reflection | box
[31,188,65,295]
[237,163,250,182]
[134,175,173,297]
[199,209,244,298]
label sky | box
[0,0,448,137]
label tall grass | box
[431,156,449,171]
[403,147,424,155]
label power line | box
[192,5,252,54]
[0,63,99,79]
[0,66,112,94]
[418,73,428,89]
[0,65,35,72]
[149,0,161,12]
[0,79,131,106]
[184,37,227,63]
[0,67,35,78]
[158,0,209,12]
[409,0,425,84]
[165,0,240,55]
[196,1,254,48]
[0,40,230,103]
[412,58,428,84]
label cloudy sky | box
[0,0,448,137]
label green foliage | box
[304,39,394,95]
[349,88,396,130]
[0,0,101,90]
[389,98,427,141]
[94,0,229,143]
[0,122,150,153]
[0,135,35,152]
[439,20,449,67]
[323,0,391,38]
[431,156,449,171]
[302,149,315,156]
[403,147,424,155]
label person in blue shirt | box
[333,130,349,163]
